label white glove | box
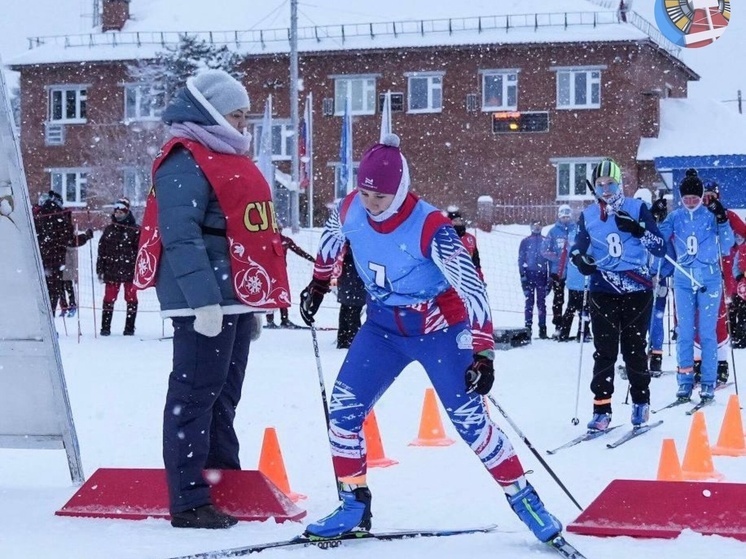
[193,304,223,337]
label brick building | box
[8,0,697,227]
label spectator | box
[518,221,549,339]
[266,234,314,329]
[135,69,290,529]
[33,190,92,315]
[557,223,591,343]
[96,198,141,336]
[446,206,484,281]
[59,246,80,317]
[542,205,575,338]
[335,243,366,348]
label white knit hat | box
[187,70,250,116]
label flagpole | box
[307,92,314,228]
[345,96,353,195]
[289,0,300,232]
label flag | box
[339,97,353,197]
[379,90,392,142]
[257,95,274,189]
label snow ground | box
[2,228,746,559]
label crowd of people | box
[30,67,743,547]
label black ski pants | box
[589,290,653,414]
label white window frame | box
[123,84,165,123]
[405,72,444,114]
[48,85,88,123]
[123,167,149,207]
[480,69,519,111]
[551,157,600,201]
[252,119,294,161]
[332,75,378,116]
[553,66,604,110]
[48,168,89,207]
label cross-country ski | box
[606,421,665,449]
[546,425,623,454]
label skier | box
[265,234,314,329]
[96,197,141,336]
[569,158,665,431]
[518,221,549,339]
[658,170,733,403]
[298,134,562,545]
[556,222,591,343]
[446,206,484,281]
[542,204,575,338]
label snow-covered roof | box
[637,98,746,161]
[7,0,679,67]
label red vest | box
[134,138,290,309]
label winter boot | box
[265,314,279,329]
[649,353,663,374]
[66,305,77,318]
[676,372,694,401]
[631,403,650,428]
[587,412,612,432]
[699,383,715,402]
[280,319,301,329]
[305,486,372,538]
[170,504,238,529]
[538,325,548,339]
[100,303,114,336]
[123,303,137,336]
[693,360,702,385]
[717,361,729,385]
[506,481,563,543]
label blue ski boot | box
[305,486,372,538]
[699,383,715,402]
[586,412,611,432]
[676,372,694,401]
[506,481,562,542]
[631,403,649,428]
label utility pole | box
[289,0,300,232]
[739,89,742,115]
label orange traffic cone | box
[409,388,455,447]
[712,394,746,457]
[363,410,398,468]
[258,427,306,502]
[681,411,723,481]
[656,438,683,481]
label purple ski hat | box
[357,134,409,195]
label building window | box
[481,71,518,111]
[556,69,601,109]
[123,167,148,207]
[50,170,88,206]
[334,164,359,200]
[252,120,293,161]
[406,73,443,113]
[49,86,87,123]
[124,85,165,122]
[334,77,376,115]
[554,160,597,200]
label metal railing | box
[25,9,668,53]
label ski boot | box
[717,361,729,385]
[280,319,301,329]
[649,353,663,375]
[630,403,650,428]
[538,325,548,340]
[700,383,715,402]
[587,412,612,433]
[676,372,694,401]
[265,315,279,329]
[305,486,372,539]
[170,504,238,529]
[506,481,563,543]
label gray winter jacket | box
[154,87,256,318]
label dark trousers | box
[559,289,590,340]
[44,268,64,312]
[730,297,746,348]
[589,290,653,413]
[337,304,364,348]
[521,271,548,329]
[163,312,254,513]
[60,280,76,309]
[550,276,566,327]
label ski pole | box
[86,209,98,337]
[309,324,341,498]
[664,254,706,292]
[714,234,740,396]
[486,393,584,512]
[571,278,590,426]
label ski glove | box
[571,249,597,276]
[299,279,331,325]
[614,210,646,238]
[193,304,223,337]
[465,352,495,395]
[651,198,668,223]
[705,198,729,224]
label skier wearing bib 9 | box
[569,158,665,432]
